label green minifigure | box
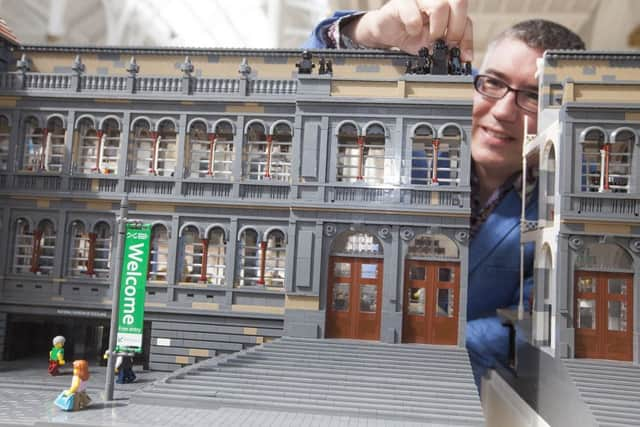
[48,335,66,376]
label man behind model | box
[304,0,585,386]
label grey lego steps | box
[252,343,470,363]
[133,337,483,425]
[178,367,475,391]
[133,391,484,425]
[161,379,479,409]
[563,359,640,427]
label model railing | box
[80,75,127,91]
[69,176,119,193]
[0,72,297,96]
[182,181,233,198]
[570,193,640,217]
[135,76,182,93]
[193,78,240,94]
[248,79,297,95]
[0,171,472,210]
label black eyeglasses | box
[473,74,538,114]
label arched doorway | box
[574,243,634,361]
[402,234,460,345]
[326,231,383,340]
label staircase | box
[134,337,484,425]
[564,359,640,427]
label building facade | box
[525,51,640,364]
[0,44,473,371]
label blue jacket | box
[303,12,537,386]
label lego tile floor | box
[0,359,439,427]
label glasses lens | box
[475,75,507,98]
[516,91,539,113]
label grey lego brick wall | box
[149,319,283,371]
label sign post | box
[104,196,151,401]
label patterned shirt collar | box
[470,160,538,239]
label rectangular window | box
[577,299,596,329]
[332,283,350,311]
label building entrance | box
[574,271,633,361]
[402,260,459,345]
[326,256,383,340]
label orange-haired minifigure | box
[63,360,92,411]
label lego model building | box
[489,50,640,427]
[0,28,477,372]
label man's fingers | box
[424,0,449,42]
[445,0,468,45]
[460,17,473,62]
[397,0,426,37]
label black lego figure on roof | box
[296,50,315,74]
[431,39,449,75]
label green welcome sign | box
[116,223,151,353]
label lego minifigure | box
[431,39,448,75]
[318,57,327,75]
[415,47,431,74]
[62,360,91,411]
[295,50,314,74]
[115,352,136,384]
[48,335,65,376]
[449,46,463,75]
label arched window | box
[269,123,292,182]
[69,220,89,276]
[187,121,209,178]
[0,115,10,170]
[148,224,169,282]
[44,117,66,172]
[92,222,112,278]
[544,144,556,221]
[179,226,203,283]
[407,234,459,259]
[27,219,56,275]
[576,243,633,271]
[100,118,121,174]
[237,229,259,287]
[155,120,177,177]
[244,122,268,180]
[437,125,462,185]
[332,231,383,256]
[205,227,226,286]
[75,118,98,174]
[130,120,153,175]
[336,123,359,182]
[362,124,385,184]
[411,124,435,185]
[211,121,235,179]
[609,129,634,193]
[13,218,33,274]
[581,128,607,192]
[22,116,42,171]
[264,230,286,288]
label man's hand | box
[345,0,473,61]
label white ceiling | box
[1,0,637,66]
[0,0,330,48]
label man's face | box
[471,37,542,174]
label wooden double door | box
[326,256,383,340]
[575,271,633,361]
[402,260,460,345]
